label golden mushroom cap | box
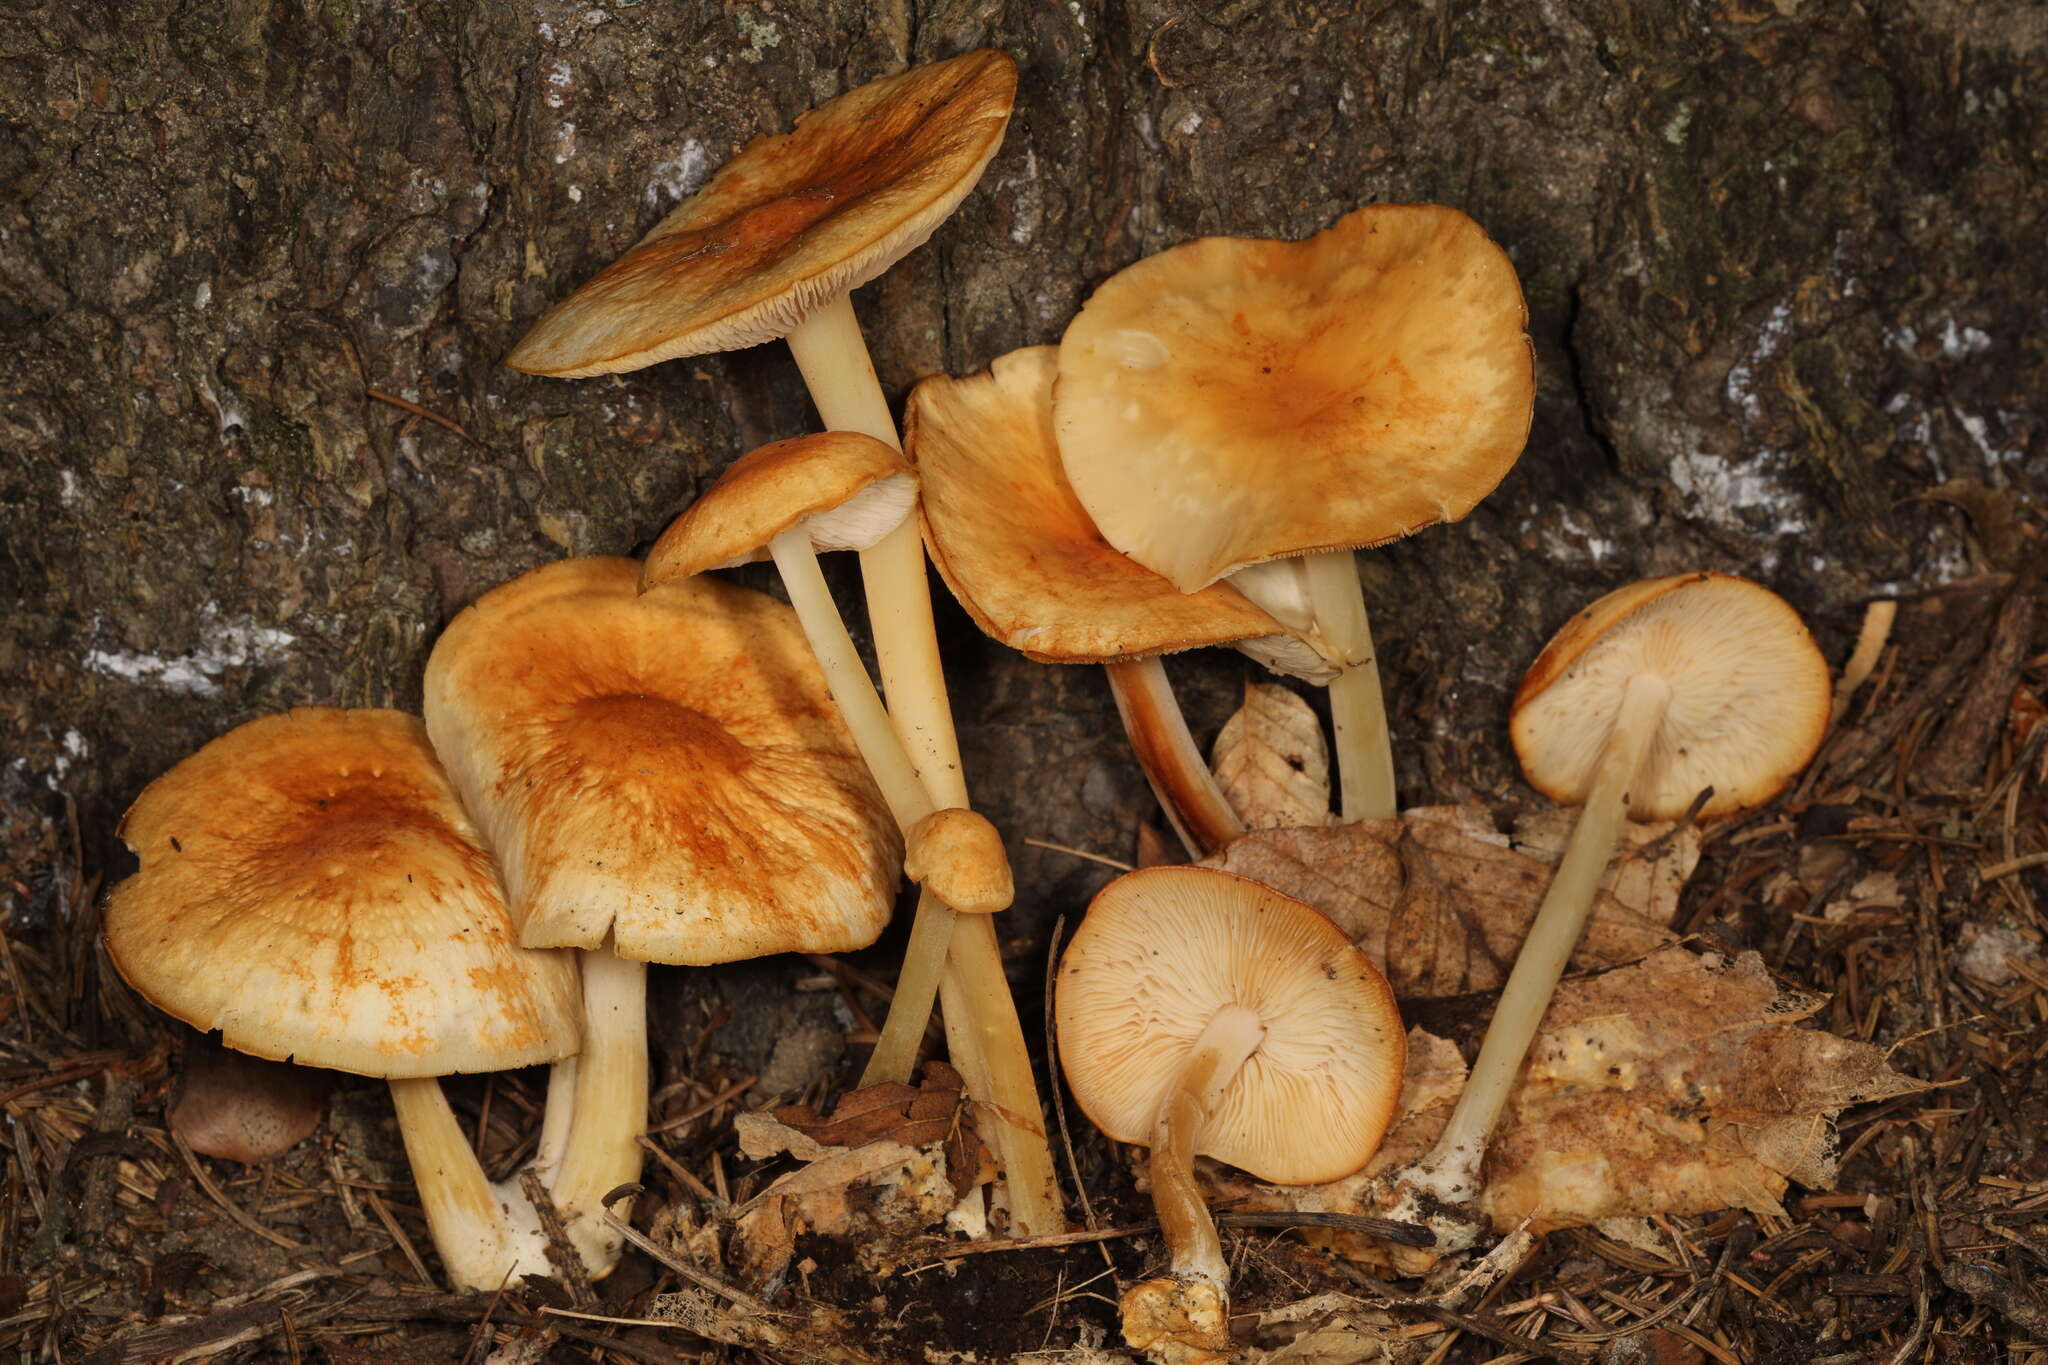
[508,50,1017,376]
[1055,866,1406,1186]
[424,557,900,965]
[641,432,914,586]
[1055,203,1535,593]
[1511,572,1832,821]
[103,708,581,1078]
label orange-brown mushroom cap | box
[507,50,1017,377]
[1055,867,1406,1186]
[641,432,914,587]
[903,808,1012,915]
[423,557,900,965]
[102,709,582,1079]
[1510,572,1832,821]
[905,346,1287,664]
[1055,204,1536,593]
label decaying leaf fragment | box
[1218,949,1925,1268]
[1211,683,1332,830]
[729,1064,984,1287]
[1198,806,1687,996]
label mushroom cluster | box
[96,47,1844,1358]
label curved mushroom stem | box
[768,525,938,832]
[1405,670,1673,1207]
[388,1077,549,1291]
[784,291,1065,1236]
[1105,657,1245,858]
[1302,550,1397,822]
[546,948,648,1277]
[765,523,955,1084]
[1151,1004,1267,1284]
[529,1056,578,1187]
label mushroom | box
[167,1033,332,1165]
[1057,867,1406,1362]
[102,708,582,1290]
[507,52,1062,1235]
[1054,204,1535,822]
[1399,572,1831,1221]
[424,557,902,1273]
[640,431,1012,1085]
[905,346,1329,856]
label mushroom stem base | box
[388,1077,551,1291]
[1106,656,1245,858]
[1408,669,1674,1203]
[547,949,648,1278]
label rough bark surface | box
[3,0,2043,959]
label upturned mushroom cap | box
[903,808,1012,914]
[1511,572,1832,821]
[103,709,581,1078]
[905,346,1291,665]
[1055,204,1535,593]
[507,50,1017,376]
[1055,867,1405,1185]
[641,432,914,586]
[424,557,900,964]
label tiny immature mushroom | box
[102,708,582,1290]
[1397,572,1831,1227]
[507,53,1062,1234]
[1057,867,1406,1363]
[905,346,1325,856]
[641,431,1012,1081]
[425,557,901,1275]
[902,808,1012,916]
[167,1033,332,1166]
[1054,204,1534,823]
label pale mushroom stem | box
[387,1076,529,1291]
[547,948,649,1275]
[1150,1004,1266,1285]
[1302,550,1398,822]
[784,291,1066,1236]
[1105,657,1245,857]
[530,1056,578,1186]
[765,523,953,1083]
[767,525,938,831]
[1409,670,1673,1202]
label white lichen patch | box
[1667,446,1810,552]
[543,60,574,109]
[1725,301,1792,424]
[83,609,298,697]
[643,141,710,211]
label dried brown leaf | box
[1220,948,1927,1262]
[1200,806,1684,996]
[1211,683,1331,829]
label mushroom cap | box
[641,432,914,586]
[905,346,1285,664]
[1511,572,1832,821]
[903,808,1013,914]
[1055,867,1405,1185]
[1054,204,1535,593]
[102,708,582,1079]
[423,557,900,964]
[506,50,1017,377]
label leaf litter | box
[2,570,2045,1361]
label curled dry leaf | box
[1198,806,1687,997]
[1216,948,1926,1269]
[1211,683,1332,829]
[730,1064,984,1287]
